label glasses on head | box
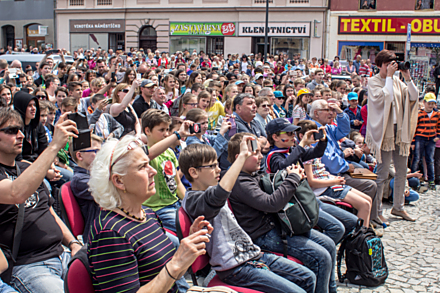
[109,138,149,180]
[36,95,46,99]
[279,131,295,136]
[0,126,23,135]
[79,149,99,154]
[121,89,130,93]
[196,163,219,170]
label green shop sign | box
[169,22,236,36]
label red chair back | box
[61,182,85,237]
[65,258,95,293]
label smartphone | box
[313,129,324,141]
[68,112,88,130]
[71,130,91,152]
[111,72,116,82]
[228,118,237,137]
[107,98,113,103]
[8,68,18,79]
[136,73,142,80]
[251,139,258,152]
[189,123,202,134]
[290,70,295,75]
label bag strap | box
[11,164,24,262]
[337,234,348,283]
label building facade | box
[56,0,327,59]
[0,0,55,50]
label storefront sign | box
[238,22,310,37]
[39,26,48,36]
[339,17,440,35]
[70,19,125,33]
[169,23,236,36]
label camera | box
[397,61,411,71]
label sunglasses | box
[279,131,295,136]
[79,149,99,153]
[36,95,46,99]
[0,126,23,135]
[260,104,270,108]
[121,89,130,93]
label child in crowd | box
[168,117,191,190]
[178,93,198,119]
[292,89,312,125]
[39,100,53,143]
[297,120,372,227]
[185,108,230,158]
[180,142,316,293]
[206,88,226,132]
[197,90,212,112]
[344,92,363,131]
[272,91,287,118]
[321,88,332,100]
[411,93,440,190]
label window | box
[254,0,273,3]
[289,0,309,3]
[415,0,434,9]
[359,0,376,10]
[97,0,112,4]
[69,0,84,5]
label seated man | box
[70,134,103,242]
[309,99,382,231]
[180,143,316,293]
[0,109,82,293]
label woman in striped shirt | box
[87,135,212,293]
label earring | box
[123,189,126,193]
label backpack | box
[337,219,388,287]
[259,169,319,236]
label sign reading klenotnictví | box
[238,22,310,37]
[169,23,236,36]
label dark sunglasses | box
[79,149,99,153]
[121,89,130,93]
[260,104,270,108]
[36,95,46,99]
[0,126,23,135]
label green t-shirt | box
[143,148,179,211]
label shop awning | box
[411,42,440,48]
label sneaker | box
[429,182,436,191]
[418,185,428,193]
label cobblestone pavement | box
[336,188,440,293]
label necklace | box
[118,207,146,221]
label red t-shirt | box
[349,106,357,115]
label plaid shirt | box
[304,146,332,180]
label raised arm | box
[110,79,140,117]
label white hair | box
[309,99,327,120]
[88,135,138,210]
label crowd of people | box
[0,46,437,293]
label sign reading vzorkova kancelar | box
[238,22,310,37]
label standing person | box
[434,63,440,98]
[307,69,328,90]
[353,55,362,74]
[367,49,419,223]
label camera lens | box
[398,61,411,71]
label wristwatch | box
[68,239,82,249]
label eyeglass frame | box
[196,162,219,170]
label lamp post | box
[264,0,269,63]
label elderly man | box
[309,99,382,233]
[10,60,22,70]
[152,87,169,113]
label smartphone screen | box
[313,129,324,140]
[136,73,142,80]
[228,118,237,137]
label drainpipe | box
[324,0,330,59]
[53,0,57,49]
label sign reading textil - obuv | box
[238,22,310,36]
[169,22,236,36]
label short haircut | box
[40,61,51,70]
[294,78,305,87]
[68,81,82,93]
[141,109,171,134]
[39,100,51,113]
[296,120,318,137]
[91,94,106,104]
[314,68,324,75]
[61,97,78,110]
[186,108,207,123]
[178,144,217,182]
[0,108,23,128]
[320,88,332,95]
[375,49,396,67]
[233,93,254,111]
[0,59,7,70]
[55,86,69,97]
[258,87,272,98]
[191,83,203,93]
[70,134,103,163]
[255,96,270,107]
[227,132,255,163]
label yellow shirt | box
[207,101,226,130]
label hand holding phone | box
[189,123,202,134]
[313,129,324,141]
[228,118,237,137]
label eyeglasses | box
[0,126,23,135]
[79,149,99,153]
[109,138,149,180]
[279,131,295,136]
[260,104,270,108]
[121,89,130,93]
[36,95,46,99]
[318,108,331,112]
[196,163,219,170]
[185,103,199,107]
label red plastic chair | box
[175,207,263,293]
[65,253,95,293]
[60,182,85,237]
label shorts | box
[320,185,352,200]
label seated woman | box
[87,135,213,293]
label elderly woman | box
[367,49,419,223]
[88,135,212,293]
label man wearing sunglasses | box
[70,134,103,242]
[132,79,158,118]
[0,110,82,293]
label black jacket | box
[13,91,48,162]
[229,170,301,240]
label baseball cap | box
[273,91,284,99]
[141,79,156,88]
[424,92,436,103]
[235,80,245,85]
[297,88,312,97]
[255,73,263,80]
[347,92,358,101]
[266,118,301,136]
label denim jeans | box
[0,279,16,293]
[318,200,358,244]
[10,252,71,293]
[412,137,436,182]
[407,177,420,189]
[389,178,420,203]
[220,253,316,293]
[255,227,336,293]
[145,200,181,233]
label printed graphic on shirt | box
[5,173,40,209]
[161,160,177,194]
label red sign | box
[338,17,440,35]
[221,23,236,36]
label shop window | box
[271,37,309,60]
[289,0,309,3]
[415,0,434,9]
[97,0,112,4]
[69,0,84,5]
[359,0,376,10]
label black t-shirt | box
[0,161,64,265]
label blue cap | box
[273,91,284,99]
[235,80,245,85]
[347,92,358,101]
[266,118,301,136]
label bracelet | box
[68,239,82,249]
[174,131,181,140]
[165,263,178,281]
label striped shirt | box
[88,209,177,293]
[415,109,440,139]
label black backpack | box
[337,219,388,287]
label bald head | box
[11,60,22,69]
[138,63,148,74]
